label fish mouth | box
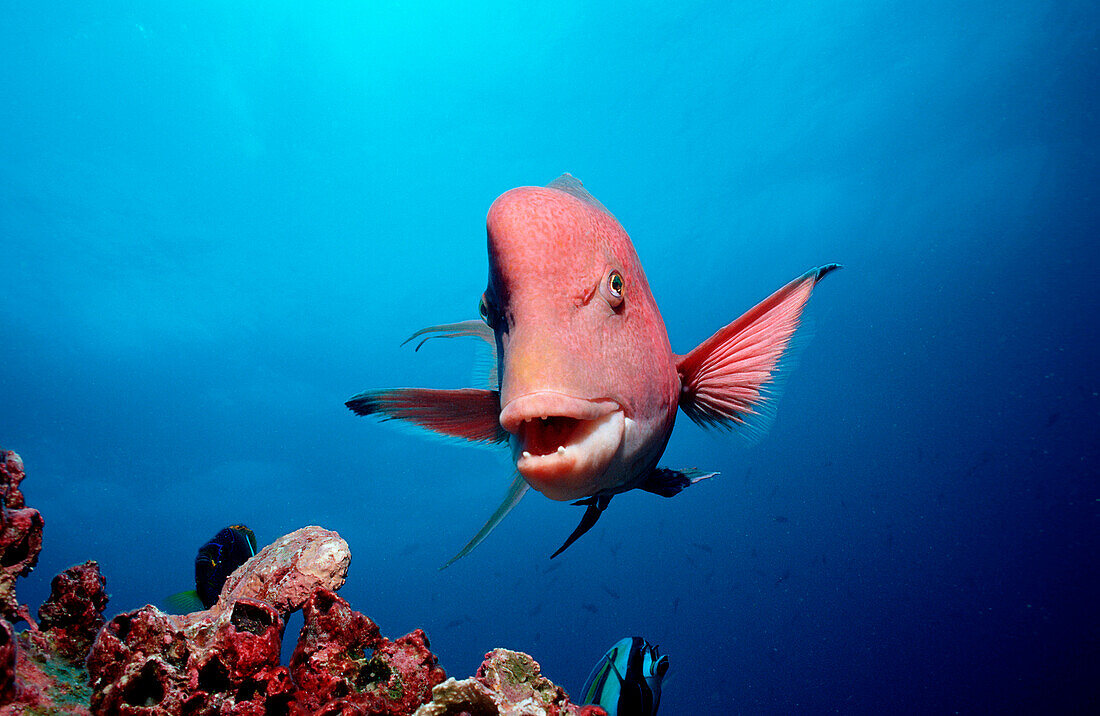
[499,392,625,501]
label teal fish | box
[582,637,669,716]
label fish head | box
[482,177,679,501]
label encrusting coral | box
[0,445,601,716]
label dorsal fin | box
[546,173,612,217]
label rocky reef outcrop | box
[0,450,42,627]
[0,445,601,716]
[415,649,606,716]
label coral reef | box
[0,445,593,716]
[414,649,606,716]
[84,586,448,715]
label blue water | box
[2,1,1097,712]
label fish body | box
[195,524,258,607]
[581,636,668,716]
[485,180,681,503]
[347,175,838,562]
[163,524,258,612]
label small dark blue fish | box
[164,524,258,612]
[195,525,258,607]
[581,637,668,716]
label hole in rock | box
[355,655,391,692]
[122,660,166,707]
[198,657,233,694]
[231,601,274,635]
[113,614,132,641]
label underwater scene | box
[1,1,1097,713]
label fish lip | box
[500,392,625,501]
[498,392,620,434]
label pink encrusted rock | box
[86,526,355,713]
[35,560,110,663]
[217,525,350,616]
[0,449,44,625]
[288,588,445,716]
[413,649,605,716]
[0,452,27,510]
[164,525,351,632]
[87,599,290,715]
[0,619,15,706]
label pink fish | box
[347,175,838,565]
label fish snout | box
[499,392,625,501]
[498,392,617,434]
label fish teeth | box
[557,446,566,455]
[522,450,532,459]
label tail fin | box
[162,589,205,614]
[676,264,840,438]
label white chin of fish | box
[513,410,626,500]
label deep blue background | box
[2,1,1097,712]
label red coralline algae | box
[288,588,446,715]
[288,588,382,700]
[33,560,110,663]
[0,449,43,625]
[86,598,291,715]
[0,619,15,706]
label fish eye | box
[602,270,625,308]
[478,295,491,326]
[608,271,624,297]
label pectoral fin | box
[550,495,612,559]
[345,388,508,444]
[400,319,499,387]
[442,473,529,568]
[676,263,840,440]
[639,467,718,497]
[401,319,495,352]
